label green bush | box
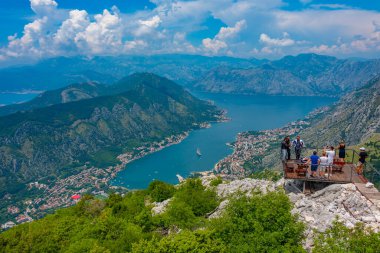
[210,176,223,187]
[132,230,226,253]
[174,178,219,217]
[163,200,197,229]
[210,191,305,252]
[147,180,176,202]
[313,220,380,253]
[250,169,282,182]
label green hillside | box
[0,73,220,206]
[0,179,305,253]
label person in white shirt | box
[326,146,335,173]
[292,136,304,160]
[319,151,329,178]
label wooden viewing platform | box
[283,159,368,184]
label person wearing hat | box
[356,147,368,175]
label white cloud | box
[216,20,246,40]
[202,19,246,55]
[30,0,58,15]
[134,15,162,36]
[54,10,90,48]
[259,32,295,47]
[75,9,123,54]
[6,17,49,58]
[202,38,227,54]
[310,4,350,10]
[309,23,380,55]
[140,15,161,28]
[1,0,380,65]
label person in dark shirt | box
[356,147,368,175]
[281,137,287,162]
[285,136,291,160]
[281,136,291,161]
[338,141,346,161]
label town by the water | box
[0,106,326,229]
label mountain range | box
[0,73,220,197]
[194,54,380,96]
[2,53,380,98]
[301,75,380,146]
[0,55,258,92]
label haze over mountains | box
[1,53,380,99]
[0,55,258,93]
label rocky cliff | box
[301,76,380,146]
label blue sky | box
[0,0,379,66]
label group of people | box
[281,137,369,178]
[308,145,344,178]
[281,135,305,161]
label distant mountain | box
[194,54,380,96]
[301,75,380,146]
[0,55,259,92]
[0,82,108,116]
[0,73,220,196]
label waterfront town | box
[214,107,329,178]
[1,107,314,230]
[0,132,190,230]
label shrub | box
[163,200,197,229]
[250,169,282,182]
[210,176,223,187]
[174,178,219,216]
[147,180,176,202]
[313,220,380,253]
[210,191,305,252]
[132,230,227,253]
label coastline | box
[2,118,226,227]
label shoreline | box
[2,119,225,227]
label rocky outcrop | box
[199,177,380,251]
[290,183,380,250]
[151,199,171,216]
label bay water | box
[112,93,335,189]
[0,93,39,106]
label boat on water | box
[196,148,202,157]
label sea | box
[0,92,39,107]
[111,93,336,189]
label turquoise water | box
[112,93,336,189]
[0,93,38,106]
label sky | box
[0,0,379,66]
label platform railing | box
[284,146,380,188]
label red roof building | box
[71,194,81,200]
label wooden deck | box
[283,159,367,184]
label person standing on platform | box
[292,136,304,160]
[281,137,288,162]
[319,151,329,178]
[338,141,346,161]
[285,136,291,160]
[326,146,335,173]
[356,147,368,175]
[309,151,320,178]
